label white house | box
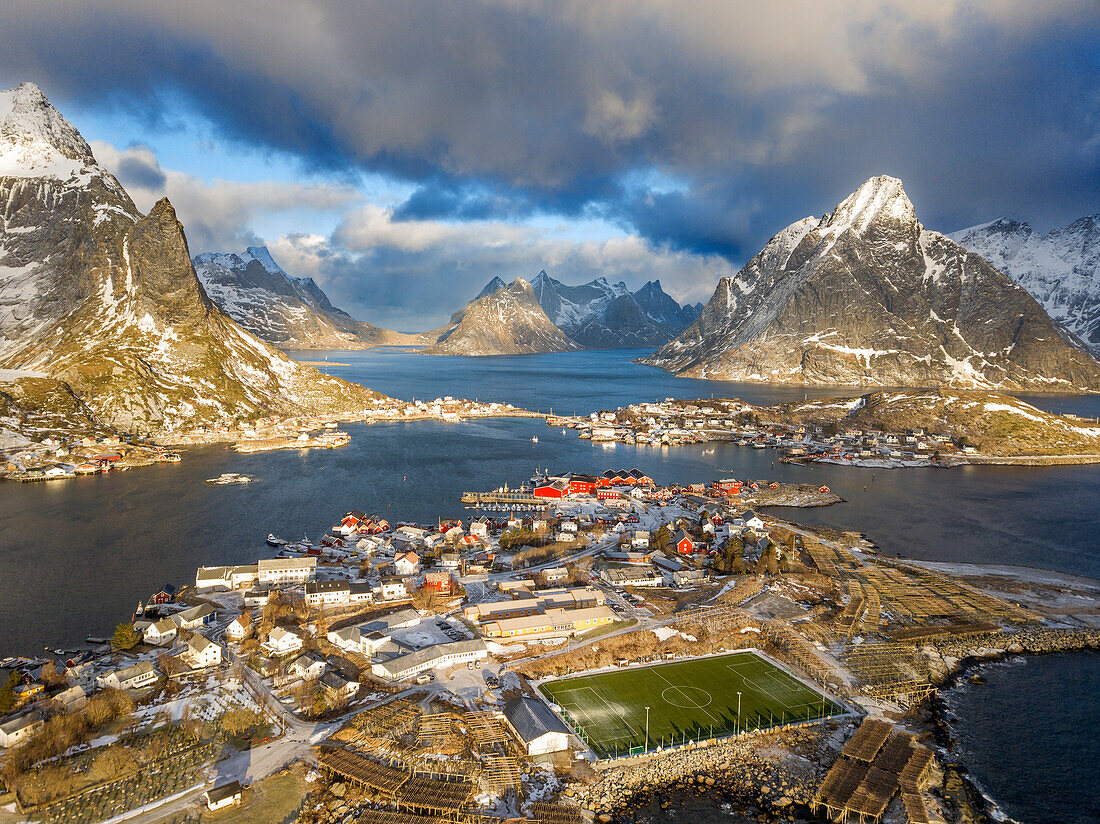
[0,712,44,748]
[64,662,95,690]
[224,613,253,642]
[194,566,230,590]
[257,557,317,586]
[204,781,243,811]
[371,639,488,682]
[542,567,569,585]
[379,577,408,601]
[741,510,765,530]
[320,670,358,701]
[143,617,178,647]
[52,685,87,712]
[394,551,420,576]
[304,580,352,607]
[469,518,490,539]
[502,697,572,756]
[287,652,328,681]
[243,589,271,607]
[172,604,215,631]
[394,526,429,545]
[183,635,223,669]
[229,564,259,589]
[96,661,159,691]
[262,626,303,657]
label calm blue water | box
[940,652,1100,824]
[0,348,1096,823]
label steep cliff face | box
[951,216,1100,355]
[528,270,698,347]
[642,176,1100,391]
[0,83,382,433]
[193,246,421,349]
[424,277,580,355]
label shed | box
[502,696,572,756]
[204,781,243,811]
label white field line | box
[650,665,722,728]
[551,685,637,746]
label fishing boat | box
[267,534,287,547]
[531,436,538,443]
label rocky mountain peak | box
[475,276,507,299]
[821,175,917,237]
[0,82,97,178]
[242,245,285,274]
[643,179,1100,390]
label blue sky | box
[1,1,1097,329]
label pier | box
[459,490,543,506]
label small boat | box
[531,436,538,443]
[267,534,287,547]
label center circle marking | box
[660,686,713,709]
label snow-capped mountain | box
[0,82,382,433]
[425,277,579,355]
[950,217,1100,355]
[193,246,421,349]
[642,176,1100,390]
[631,279,703,334]
[528,270,699,347]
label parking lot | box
[388,615,473,650]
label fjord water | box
[938,652,1100,824]
[4,348,1099,654]
[0,348,1097,822]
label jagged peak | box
[508,276,532,291]
[821,175,917,236]
[954,217,1033,238]
[242,245,285,274]
[474,276,507,300]
[0,82,97,179]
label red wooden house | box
[423,571,453,594]
[674,529,696,555]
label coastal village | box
[2,469,1098,824]
[1,396,539,482]
[549,391,1100,467]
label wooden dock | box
[459,491,543,506]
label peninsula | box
[1,470,1096,824]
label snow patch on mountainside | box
[951,216,1100,354]
[641,176,1100,390]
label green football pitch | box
[538,651,844,759]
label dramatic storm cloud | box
[1,1,1097,326]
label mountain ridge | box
[193,246,423,350]
[424,277,580,355]
[0,82,385,435]
[951,216,1100,356]
[641,175,1100,391]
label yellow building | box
[483,606,615,639]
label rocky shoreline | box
[572,724,838,823]
[922,628,1100,823]
[566,627,1100,823]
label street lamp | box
[645,706,650,752]
[736,691,742,735]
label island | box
[1,469,1096,824]
[550,389,1100,467]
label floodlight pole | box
[737,691,742,735]
[645,706,650,752]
